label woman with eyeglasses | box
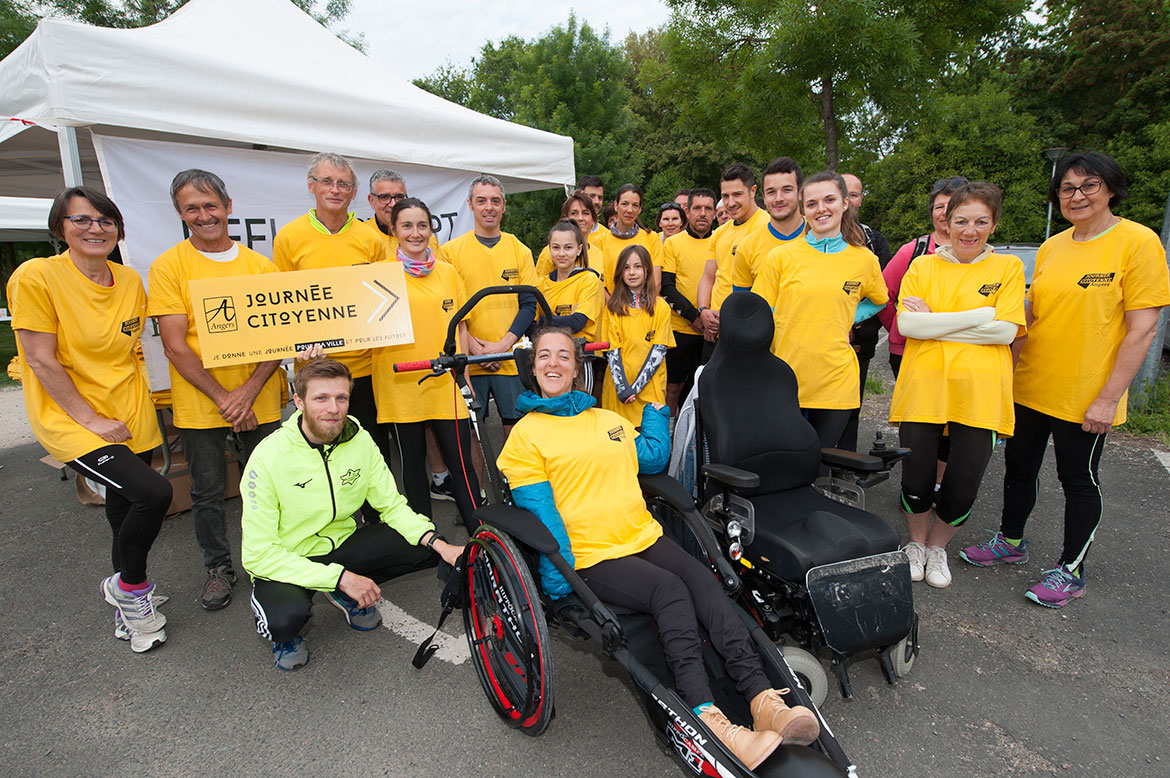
[656,202,688,242]
[6,186,172,653]
[960,152,1169,608]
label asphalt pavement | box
[1,353,1168,777]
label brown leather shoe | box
[750,688,821,746]
[698,704,782,770]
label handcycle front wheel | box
[463,524,555,736]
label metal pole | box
[1127,188,1170,409]
[1044,158,1058,240]
[57,126,83,186]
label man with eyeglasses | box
[148,169,285,611]
[361,168,441,256]
[273,153,389,478]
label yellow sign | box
[189,263,414,367]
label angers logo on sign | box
[842,280,861,295]
[607,426,627,443]
[120,317,141,337]
[203,296,238,333]
[500,268,519,282]
[1077,273,1115,289]
[442,298,455,312]
[977,283,1002,297]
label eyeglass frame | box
[1057,179,1104,199]
[932,176,969,192]
[371,192,409,204]
[309,175,356,193]
[65,215,119,232]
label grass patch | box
[864,376,887,395]
[1122,360,1170,446]
[0,322,16,389]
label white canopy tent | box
[0,0,574,198]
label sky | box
[344,0,672,82]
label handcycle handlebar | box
[442,285,554,357]
[393,341,610,374]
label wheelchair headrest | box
[515,346,535,392]
[713,292,774,358]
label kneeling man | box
[242,358,463,670]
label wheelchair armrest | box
[869,444,912,468]
[472,504,559,554]
[701,463,760,490]
[640,473,741,594]
[820,448,885,473]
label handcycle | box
[690,291,919,705]
[397,286,858,776]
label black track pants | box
[390,418,481,530]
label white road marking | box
[376,598,470,665]
[1155,450,1170,479]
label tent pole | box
[57,126,84,186]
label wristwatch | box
[425,531,447,551]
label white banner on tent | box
[93,134,477,391]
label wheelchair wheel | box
[892,617,919,678]
[779,645,829,708]
[463,525,555,736]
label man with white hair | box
[362,168,441,256]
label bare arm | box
[1082,307,1162,434]
[696,259,719,338]
[18,329,130,443]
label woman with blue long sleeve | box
[496,326,818,769]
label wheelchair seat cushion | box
[746,487,900,580]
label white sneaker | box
[925,546,952,588]
[903,542,926,582]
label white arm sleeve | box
[897,307,995,339]
[936,319,1018,345]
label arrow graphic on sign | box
[363,279,400,323]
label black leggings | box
[580,537,770,708]
[390,418,481,530]
[899,421,994,526]
[803,408,853,450]
[68,445,172,586]
[1000,404,1105,571]
[249,523,436,643]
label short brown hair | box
[530,325,585,395]
[946,181,1003,225]
[48,186,125,242]
[293,358,352,398]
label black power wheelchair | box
[691,292,918,704]
[397,286,872,777]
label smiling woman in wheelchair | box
[496,325,819,769]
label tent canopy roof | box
[0,0,574,196]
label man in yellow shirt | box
[732,157,806,293]
[272,153,387,467]
[661,187,717,414]
[696,163,769,360]
[576,174,605,239]
[439,175,537,442]
[361,168,441,257]
[148,170,285,611]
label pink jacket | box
[878,234,938,356]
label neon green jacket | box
[241,412,434,591]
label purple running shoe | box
[1025,565,1085,608]
[959,532,1028,567]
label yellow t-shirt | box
[537,269,604,341]
[497,406,663,570]
[710,207,769,311]
[888,252,1026,436]
[601,302,675,425]
[273,211,387,378]
[662,230,713,333]
[592,227,664,293]
[733,221,804,291]
[147,241,285,430]
[371,261,469,423]
[438,231,536,377]
[1014,219,1170,425]
[7,253,161,462]
[534,231,604,277]
[754,240,888,409]
[360,217,440,259]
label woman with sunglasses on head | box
[7,187,171,653]
[752,171,888,449]
[889,182,1025,589]
[371,197,482,529]
[656,202,688,242]
[535,191,602,276]
[960,152,1169,608]
[593,184,664,294]
[498,326,820,768]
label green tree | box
[661,0,1029,171]
[415,15,640,249]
